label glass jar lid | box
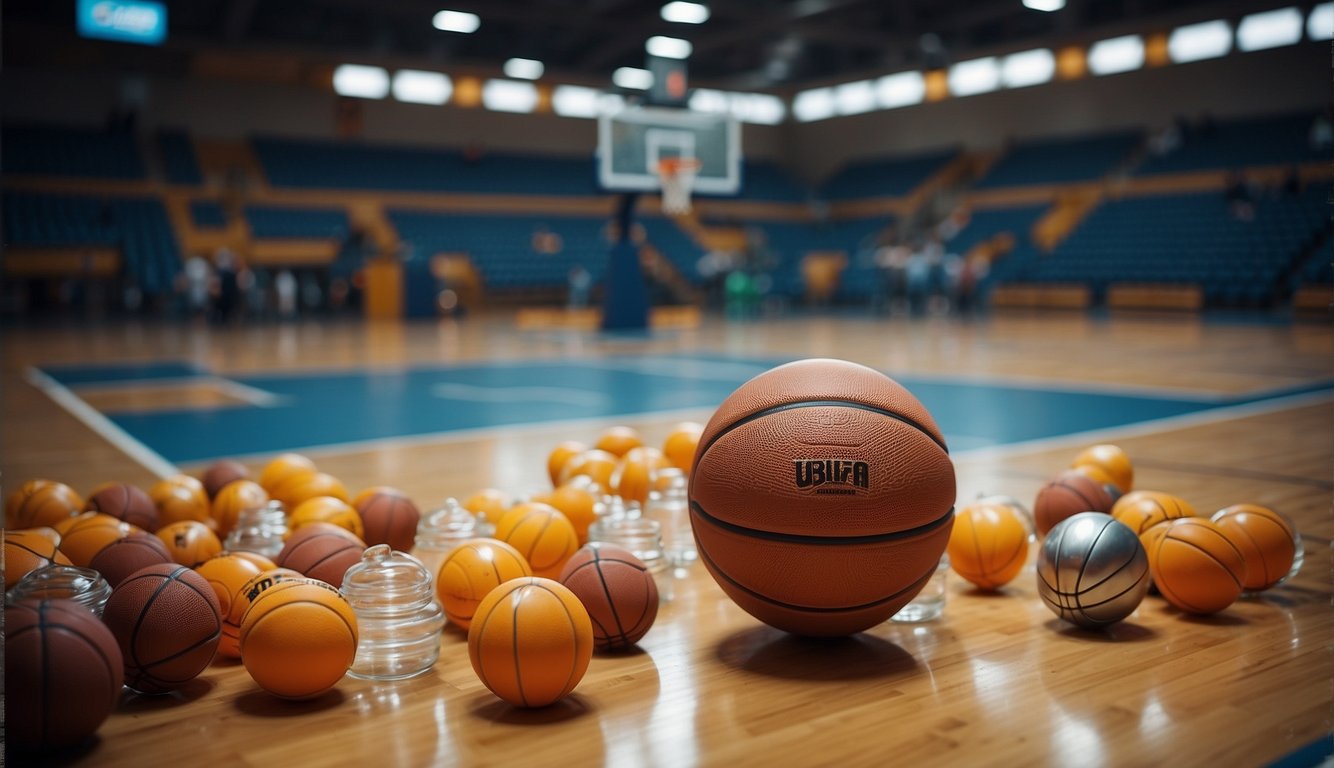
[340,544,433,604]
[8,565,113,611]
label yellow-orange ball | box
[1145,518,1246,614]
[271,471,349,512]
[546,441,587,487]
[1072,444,1133,493]
[6,529,73,588]
[195,554,267,657]
[55,512,136,567]
[595,426,643,458]
[947,502,1029,590]
[662,421,704,473]
[1211,504,1297,592]
[6,480,84,530]
[156,521,223,567]
[495,503,578,579]
[559,449,619,489]
[468,577,593,708]
[534,483,600,545]
[258,453,317,495]
[150,475,211,527]
[240,579,358,699]
[1112,491,1194,535]
[435,538,532,629]
[289,496,364,541]
[462,489,511,528]
[612,447,670,506]
[211,480,270,537]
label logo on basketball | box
[793,459,870,494]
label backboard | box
[597,106,741,195]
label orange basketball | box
[201,459,250,499]
[1146,518,1247,614]
[229,551,278,571]
[223,568,304,658]
[271,471,349,512]
[5,529,73,588]
[275,522,366,588]
[211,480,270,537]
[56,512,136,567]
[6,479,84,530]
[559,449,619,489]
[612,446,671,505]
[195,554,266,657]
[86,482,159,532]
[495,503,579,579]
[353,487,420,551]
[468,577,593,708]
[240,579,358,699]
[662,421,704,473]
[1034,470,1114,536]
[547,441,587,486]
[534,483,600,545]
[1070,463,1117,490]
[156,520,223,567]
[1072,444,1133,492]
[435,538,532,629]
[558,544,659,651]
[462,488,511,527]
[690,359,955,636]
[289,496,364,540]
[1112,491,1195,535]
[947,502,1029,590]
[1211,504,1297,592]
[595,425,643,458]
[150,475,211,527]
[258,453,317,495]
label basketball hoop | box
[657,157,702,215]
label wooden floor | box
[4,312,1333,767]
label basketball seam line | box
[1228,524,1268,584]
[471,580,512,695]
[591,549,630,649]
[290,539,361,576]
[512,585,527,707]
[1075,545,1141,596]
[698,399,950,459]
[691,500,954,546]
[530,514,558,571]
[1048,568,1149,610]
[563,557,648,578]
[523,581,584,698]
[127,566,188,669]
[29,614,121,708]
[1161,536,1245,591]
[1072,519,1112,596]
[137,624,222,675]
[242,599,356,658]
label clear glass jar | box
[411,498,481,584]
[646,468,695,569]
[340,544,445,680]
[588,514,671,601]
[224,500,288,559]
[8,565,113,616]
[890,555,948,623]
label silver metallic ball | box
[1037,512,1149,628]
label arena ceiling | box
[2,0,1304,90]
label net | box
[657,157,702,215]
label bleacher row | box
[2,109,1330,304]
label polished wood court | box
[3,313,1332,767]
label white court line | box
[431,383,611,408]
[24,367,180,480]
[65,374,286,407]
[204,377,287,407]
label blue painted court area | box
[36,355,1334,465]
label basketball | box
[535,482,600,544]
[1111,490,1195,535]
[150,475,212,527]
[468,577,593,708]
[1036,513,1150,628]
[89,531,174,587]
[354,487,420,551]
[1210,504,1297,592]
[547,441,587,486]
[595,425,644,457]
[612,446,670,505]
[1072,444,1134,492]
[6,479,84,529]
[240,579,358,699]
[156,520,223,567]
[1146,518,1247,614]
[211,479,270,537]
[272,471,350,512]
[5,599,124,751]
[947,501,1030,590]
[558,449,620,488]
[690,359,955,636]
[5,528,74,588]
[258,453,317,495]
[1034,470,1114,536]
[86,482,159,532]
[558,543,659,651]
[462,488,511,527]
[663,421,704,473]
[435,537,532,629]
[102,563,222,694]
[275,522,366,588]
[229,551,278,571]
[224,568,304,658]
[495,502,579,579]
[289,496,365,540]
[202,459,251,499]
[195,554,266,657]
[1069,463,1119,494]
[56,512,136,567]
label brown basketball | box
[354,488,421,552]
[689,358,956,637]
[6,599,124,751]
[102,564,222,694]
[1034,470,1114,536]
[275,523,366,588]
[86,482,160,532]
[89,531,174,587]
[202,459,250,498]
[558,543,659,651]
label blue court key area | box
[39,355,1330,465]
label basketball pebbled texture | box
[690,358,956,636]
[102,564,222,694]
[86,483,160,533]
[274,524,365,588]
[89,531,174,587]
[559,544,659,651]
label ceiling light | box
[1168,20,1232,63]
[732,93,785,124]
[433,10,480,33]
[613,67,654,89]
[834,80,877,115]
[333,64,390,99]
[948,57,1000,97]
[552,85,623,118]
[1087,35,1144,75]
[647,35,693,59]
[481,79,538,113]
[689,88,729,114]
[1001,48,1055,88]
[1022,0,1065,11]
[792,87,836,122]
[1237,8,1302,51]
[1310,3,1334,40]
[391,70,452,104]
[876,71,925,108]
[661,1,709,24]
[503,58,544,80]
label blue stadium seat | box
[190,201,228,229]
[1138,112,1331,175]
[158,130,203,185]
[244,205,350,239]
[819,148,957,200]
[976,132,1140,188]
[3,124,146,179]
